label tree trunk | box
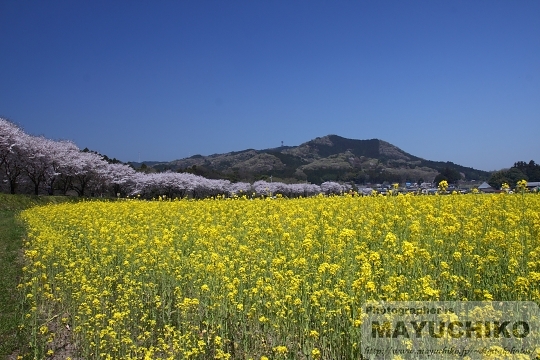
[47,178,56,195]
[9,180,17,194]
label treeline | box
[488,160,540,189]
[0,118,351,198]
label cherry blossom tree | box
[228,181,252,197]
[251,180,323,198]
[69,150,109,196]
[252,180,277,197]
[103,162,137,197]
[19,135,52,195]
[2,117,355,198]
[126,172,237,199]
[283,183,321,197]
[0,119,27,193]
[196,178,231,198]
[42,139,80,195]
[0,119,22,165]
[320,181,351,195]
[127,172,194,199]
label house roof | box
[478,182,492,189]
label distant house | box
[420,182,432,189]
[478,182,495,193]
[358,187,374,196]
[527,181,540,189]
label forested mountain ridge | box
[142,135,490,185]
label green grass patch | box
[0,194,76,359]
[0,207,26,358]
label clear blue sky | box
[1,1,539,171]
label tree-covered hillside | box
[155,135,491,185]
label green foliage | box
[434,167,462,185]
[141,136,492,185]
[488,168,528,189]
[0,194,75,212]
[0,208,25,357]
[179,165,245,182]
[365,169,402,184]
[485,160,539,190]
[0,194,76,357]
[314,136,380,158]
[262,151,308,168]
[512,160,540,181]
[418,161,488,181]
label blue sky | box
[1,1,538,171]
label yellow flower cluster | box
[437,180,449,193]
[20,193,540,359]
[517,179,529,194]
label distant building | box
[478,182,495,193]
[357,187,374,196]
[420,182,432,189]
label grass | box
[0,208,26,358]
[0,194,76,359]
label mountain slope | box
[139,135,490,184]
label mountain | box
[137,135,490,185]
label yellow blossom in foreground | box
[19,194,540,359]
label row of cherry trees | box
[1,118,351,198]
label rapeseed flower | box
[19,193,540,359]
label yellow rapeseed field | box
[20,193,540,359]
